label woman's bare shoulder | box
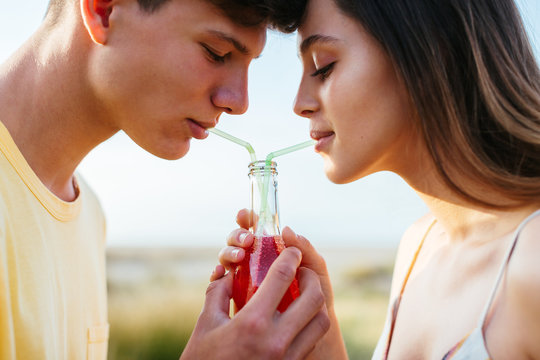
[506,213,540,355]
[388,213,435,298]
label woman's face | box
[294,0,419,183]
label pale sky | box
[1,1,539,248]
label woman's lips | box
[310,130,335,152]
[187,119,210,140]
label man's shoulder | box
[0,191,7,243]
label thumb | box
[282,226,326,272]
[282,226,301,248]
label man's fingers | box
[282,226,328,273]
[244,247,302,317]
[278,267,327,341]
[284,308,330,360]
[210,264,226,282]
[282,226,312,254]
[200,272,233,322]
[190,272,232,340]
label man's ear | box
[81,0,114,45]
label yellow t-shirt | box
[0,122,108,360]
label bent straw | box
[259,139,317,230]
[265,139,317,163]
[208,127,316,235]
[208,128,257,163]
[208,128,265,222]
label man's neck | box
[0,23,117,201]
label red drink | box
[233,235,300,313]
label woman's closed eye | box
[311,61,336,81]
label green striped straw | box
[208,128,257,163]
[208,128,265,218]
[208,128,316,234]
[259,139,317,226]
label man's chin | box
[151,139,191,161]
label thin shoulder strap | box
[382,218,437,360]
[476,209,540,327]
[398,219,437,296]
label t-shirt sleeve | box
[0,203,15,359]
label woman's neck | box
[403,162,539,244]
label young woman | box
[216,0,540,358]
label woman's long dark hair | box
[334,0,540,207]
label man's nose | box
[211,74,249,115]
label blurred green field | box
[106,246,395,360]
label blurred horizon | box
[1,1,539,249]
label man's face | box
[88,0,266,159]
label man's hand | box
[181,246,330,360]
[217,209,349,360]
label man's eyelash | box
[201,44,226,63]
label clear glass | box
[232,161,300,313]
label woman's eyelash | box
[201,44,227,63]
[310,62,336,80]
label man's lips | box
[187,119,216,140]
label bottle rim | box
[248,160,277,175]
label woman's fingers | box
[226,228,254,247]
[236,208,251,229]
[220,228,254,268]
[218,246,246,269]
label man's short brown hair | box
[46,0,305,33]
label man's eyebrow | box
[300,34,339,56]
[206,30,250,56]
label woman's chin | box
[324,159,366,184]
[324,162,353,184]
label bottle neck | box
[248,161,280,237]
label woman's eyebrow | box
[299,34,339,56]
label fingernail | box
[289,247,302,260]
[239,232,248,244]
[232,249,241,259]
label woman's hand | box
[181,246,330,360]
[217,209,349,360]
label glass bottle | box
[232,160,300,313]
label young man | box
[0,0,328,358]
